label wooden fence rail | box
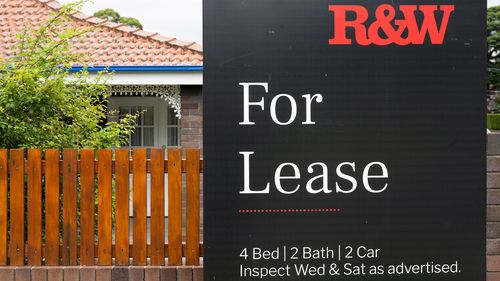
[0,148,202,266]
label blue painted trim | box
[69,65,203,72]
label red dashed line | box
[238,208,341,214]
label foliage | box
[487,114,500,129]
[94,8,143,29]
[0,1,138,149]
[488,5,500,89]
[93,8,120,22]
[119,17,143,30]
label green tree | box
[488,5,500,89]
[119,17,143,30]
[93,8,120,22]
[0,2,137,149]
[94,8,143,29]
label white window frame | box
[108,96,178,148]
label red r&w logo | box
[329,4,455,46]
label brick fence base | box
[0,266,203,281]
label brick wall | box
[0,266,202,281]
[180,86,203,151]
[180,86,204,243]
[489,132,500,281]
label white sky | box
[59,0,202,43]
[59,0,500,45]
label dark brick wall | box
[489,132,500,281]
[0,266,203,281]
[180,86,203,152]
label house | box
[0,0,203,150]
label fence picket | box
[0,150,7,265]
[44,149,60,265]
[98,149,112,265]
[62,149,77,265]
[1,148,203,266]
[150,148,165,266]
[168,148,182,265]
[80,149,95,265]
[132,148,147,265]
[115,149,130,265]
[27,149,42,265]
[9,149,24,266]
[186,148,201,265]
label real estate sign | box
[204,0,486,280]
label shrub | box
[0,1,137,149]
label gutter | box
[69,65,204,72]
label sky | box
[59,0,500,45]
[59,0,203,43]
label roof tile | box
[70,12,91,20]
[0,0,203,66]
[86,16,106,24]
[150,34,175,43]
[45,1,61,9]
[116,25,136,33]
[133,30,156,38]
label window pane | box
[143,106,154,125]
[131,127,142,147]
[167,107,179,125]
[168,127,179,146]
[119,106,130,117]
[131,106,141,124]
[143,128,154,146]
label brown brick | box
[63,267,79,281]
[47,267,63,281]
[187,121,203,129]
[182,142,200,149]
[181,135,194,142]
[182,129,202,136]
[15,267,31,281]
[489,206,500,222]
[32,267,47,281]
[95,267,111,281]
[182,120,202,130]
[111,267,128,281]
[181,103,199,110]
[182,109,201,116]
[181,94,200,103]
[192,267,202,281]
[129,267,144,281]
[177,268,192,281]
[181,115,202,123]
[490,190,500,205]
[489,272,500,281]
[489,173,500,189]
[145,267,160,281]
[489,255,500,272]
[488,223,500,239]
[0,267,14,281]
[489,156,500,172]
[489,239,500,255]
[160,268,176,281]
[489,133,500,155]
[80,267,95,281]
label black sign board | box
[204,0,486,280]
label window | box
[119,106,155,147]
[167,107,180,146]
[108,96,181,147]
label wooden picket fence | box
[0,148,202,266]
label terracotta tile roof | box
[0,0,203,66]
